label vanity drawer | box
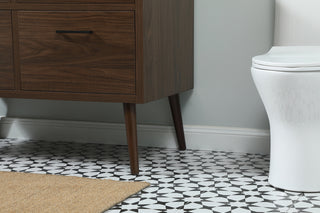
[0,11,14,90]
[16,0,134,4]
[17,11,136,95]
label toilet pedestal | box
[269,125,320,192]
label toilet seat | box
[252,63,320,72]
[252,46,320,72]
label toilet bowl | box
[252,46,320,192]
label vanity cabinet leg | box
[169,94,187,150]
[123,103,139,175]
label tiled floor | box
[0,138,320,213]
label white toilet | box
[252,46,320,192]
[251,0,320,192]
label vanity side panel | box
[0,11,15,90]
[142,0,194,103]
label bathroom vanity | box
[0,0,194,174]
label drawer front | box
[16,0,134,4]
[0,11,14,90]
[18,11,136,95]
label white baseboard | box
[0,117,270,154]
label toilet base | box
[251,67,320,192]
[268,127,320,192]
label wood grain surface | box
[16,0,134,4]
[0,11,14,90]
[18,11,136,95]
[142,0,194,102]
[0,0,194,103]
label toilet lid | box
[252,46,320,72]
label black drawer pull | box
[56,30,93,34]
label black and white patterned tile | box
[0,138,320,213]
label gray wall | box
[1,0,274,130]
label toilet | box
[251,0,320,192]
[252,46,320,192]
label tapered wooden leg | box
[123,103,139,175]
[169,94,187,150]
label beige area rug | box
[0,171,150,212]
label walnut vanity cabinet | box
[0,0,194,175]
